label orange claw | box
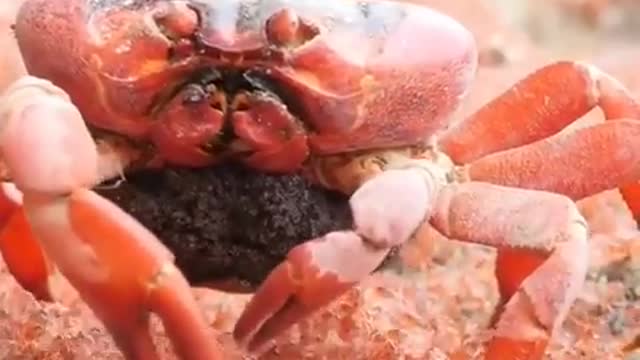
[68,189,223,359]
[235,167,442,352]
[20,189,223,360]
[0,76,222,359]
[234,231,389,352]
[484,337,548,360]
[0,183,55,301]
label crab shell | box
[14,0,477,173]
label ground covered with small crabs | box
[2,0,640,359]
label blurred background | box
[0,0,640,359]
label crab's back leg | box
[429,182,589,360]
[438,61,640,222]
[461,119,640,201]
[0,77,222,360]
[438,61,640,163]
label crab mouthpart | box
[150,68,309,170]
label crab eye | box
[153,2,199,40]
[264,8,319,47]
[152,2,200,59]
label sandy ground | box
[1,0,640,359]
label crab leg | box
[463,119,640,200]
[0,182,55,301]
[234,164,446,352]
[439,61,640,163]
[0,77,222,360]
[429,182,589,360]
[464,120,640,306]
[438,61,640,221]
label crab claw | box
[234,165,444,352]
[233,231,389,351]
[0,76,222,360]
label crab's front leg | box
[0,76,222,360]
[233,152,448,352]
[235,151,588,360]
[429,183,589,359]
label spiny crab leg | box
[439,60,640,221]
[429,183,589,359]
[234,165,447,352]
[0,76,222,360]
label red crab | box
[2,0,640,359]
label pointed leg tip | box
[620,182,640,226]
[232,261,307,350]
[1,247,57,302]
[0,207,57,302]
[146,265,225,360]
[41,190,215,358]
[22,275,56,302]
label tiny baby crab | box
[2,0,640,359]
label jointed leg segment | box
[0,77,222,360]
[430,183,589,359]
[435,60,640,358]
[235,161,448,351]
[236,141,591,360]
[465,120,640,200]
[438,61,640,163]
[0,182,54,301]
[439,60,640,221]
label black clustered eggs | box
[96,164,354,289]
